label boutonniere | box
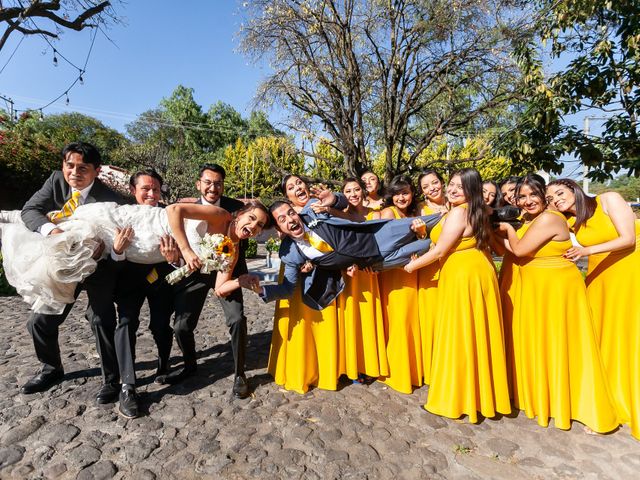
[307,219,319,228]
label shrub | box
[245,238,258,258]
[265,236,281,253]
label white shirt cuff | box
[110,249,126,262]
[39,222,58,237]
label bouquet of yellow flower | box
[166,233,236,285]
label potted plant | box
[265,236,281,268]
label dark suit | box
[262,196,441,310]
[113,260,174,375]
[21,171,126,376]
[171,196,248,376]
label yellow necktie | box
[49,190,82,223]
[305,231,333,253]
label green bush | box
[0,254,16,296]
[245,238,258,258]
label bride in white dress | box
[0,200,270,314]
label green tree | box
[590,176,640,202]
[0,111,127,208]
[240,0,532,181]
[501,0,640,180]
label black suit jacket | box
[21,170,126,232]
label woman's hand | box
[496,222,514,237]
[113,226,134,255]
[411,218,427,239]
[311,185,336,207]
[563,246,589,262]
[181,247,202,272]
[345,264,359,277]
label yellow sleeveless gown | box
[425,207,511,422]
[417,204,441,384]
[268,268,340,394]
[378,206,424,393]
[511,210,618,432]
[337,209,389,380]
[571,197,640,438]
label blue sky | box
[0,1,271,133]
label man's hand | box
[159,235,181,264]
[113,226,135,255]
[300,261,314,273]
[239,273,262,293]
[92,240,106,260]
[49,228,65,235]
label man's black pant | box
[26,259,121,378]
[172,271,247,376]
[115,262,174,374]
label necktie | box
[304,231,333,253]
[49,190,82,223]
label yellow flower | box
[216,236,236,258]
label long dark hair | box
[454,168,490,251]
[417,169,445,200]
[515,173,547,208]
[234,199,272,230]
[384,175,419,216]
[547,178,597,230]
[482,180,501,208]
[360,170,384,197]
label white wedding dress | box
[0,203,207,314]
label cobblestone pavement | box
[0,261,639,479]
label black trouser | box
[86,260,137,385]
[172,272,247,376]
[26,259,118,376]
[115,262,174,375]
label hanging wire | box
[0,34,25,76]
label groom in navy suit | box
[243,192,441,310]
[20,142,126,398]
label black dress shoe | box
[96,382,121,404]
[162,366,197,385]
[118,386,139,419]
[20,370,64,394]
[232,375,250,399]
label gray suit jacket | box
[21,171,126,232]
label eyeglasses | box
[199,179,223,188]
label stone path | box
[0,258,638,479]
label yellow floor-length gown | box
[510,210,618,432]
[378,206,423,393]
[571,197,640,438]
[337,209,389,380]
[425,208,511,423]
[417,204,441,385]
[267,266,341,394]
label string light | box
[79,72,84,85]
[52,49,58,66]
[65,92,70,106]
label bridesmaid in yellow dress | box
[495,176,522,399]
[267,174,341,393]
[330,177,388,382]
[405,168,510,423]
[547,178,639,439]
[378,175,424,393]
[498,174,618,433]
[416,169,449,384]
[361,170,385,210]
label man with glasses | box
[158,163,251,399]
